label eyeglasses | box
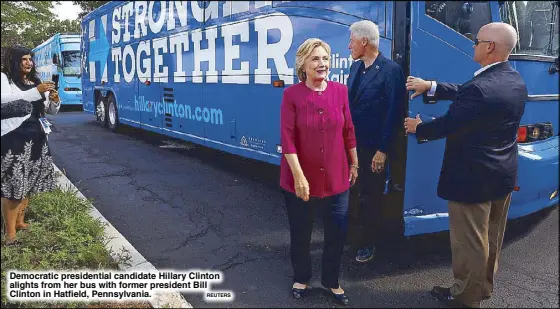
[474,38,493,46]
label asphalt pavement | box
[46,111,558,308]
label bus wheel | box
[106,94,119,132]
[96,95,107,127]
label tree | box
[1,1,57,68]
[0,1,107,69]
[72,1,110,19]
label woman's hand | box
[371,151,387,173]
[48,89,60,103]
[294,175,310,202]
[349,165,358,186]
[37,81,55,94]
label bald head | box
[478,22,518,58]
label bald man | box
[404,23,528,308]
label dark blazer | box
[347,53,405,153]
[416,61,528,204]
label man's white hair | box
[350,20,380,48]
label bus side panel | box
[507,59,559,218]
[33,36,57,84]
[81,3,120,115]
[512,142,559,219]
[161,81,206,145]
[510,60,559,134]
[81,20,97,115]
[202,14,361,165]
[81,1,394,163]
[138,79,162,134]
[113,40,140,126]
[80,20,94,115]
[201,14,285,164]
[404,1,559,236]
[197,2,394,164]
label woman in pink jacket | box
[280,38,358,306]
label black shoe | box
[355,247,375,263]
[430,286,476,308]
[4,239,22,247]
[329,288,349,306]
[482,295,491,301]
[291,284,310,299]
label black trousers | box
[283,189,349,289]
[350,148,387,249]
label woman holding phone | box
[1,46,61,246]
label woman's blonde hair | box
[295,38,331,82]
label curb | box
[53,164,193,308]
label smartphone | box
[51,74,59,90]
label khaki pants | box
[448,193,512,308]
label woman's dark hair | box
[2,46,40,85]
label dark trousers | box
[283,189,349,289]
[350,148,387,249]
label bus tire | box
[95,94,107,127]
[106,94,119,132]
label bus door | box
[404,1,494,236]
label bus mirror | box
[52,54,59,65]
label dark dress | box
[1,80,56,200]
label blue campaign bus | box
[33,33,83,106]
[81,1,559,237]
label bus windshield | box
[62,51,81,76]
[500,1,559,57]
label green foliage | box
[1,2,55,49]
[1,188,131,308]
[0,1,109,69]
[0,2,81,69]
[72,1,111,19]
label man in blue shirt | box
[346,20,405,263]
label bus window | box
[425,1,492,41]
[500,1,559,57]
[62,51,81,76]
